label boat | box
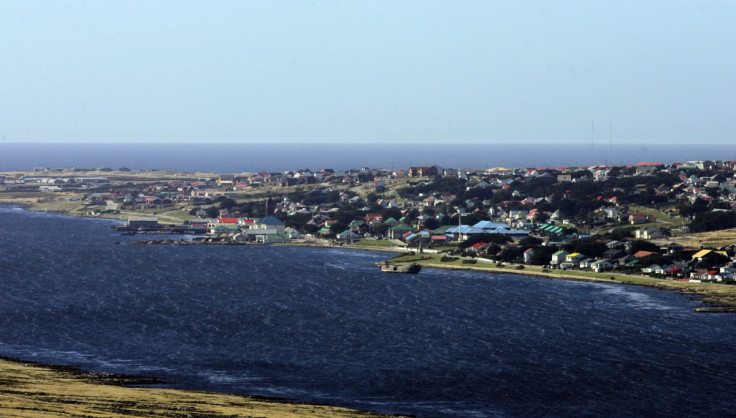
[379,261,422,274]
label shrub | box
[441,256,459,262]
[515,265,525,270]
[462,259,477,264]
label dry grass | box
[0,358,387,418]
[655,228,736,249]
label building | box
[409,166,439,177]
[550,250,569,265]
[127,217,159,228]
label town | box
[3,160,736,286]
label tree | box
[529,245,559,265]
[628,240,660,254]
[689,211,736,233]
[497,246,524,262]
[696,251,730,269]
[640,254,673,268]
[423,217,441,231]
[218,197,237,210]
[679,198,709,217]
[205,206,220,218]
[381,207,402,221]
[372,223,390,237]
[519,236,542,247]
[285,213,312,230]
[563,238,607,258]
[330,222,348,235]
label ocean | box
[1,206,735,417]
[2,142,736,173]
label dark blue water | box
[1,206,735,417]
[2,142,736,172]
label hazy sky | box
[1,1,734,144]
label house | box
[691,249,712,262]
[258,234,290,244]
[336,230,360,241]
[565,252,586,267]
[629,212,649,224]
[635,226,662,240]
[217,174,236,187]
[369,181,386,192]
[127,217,159,228]
[642,264,661,274]
[409,166,439,177]
[579,258,595,269]
[590,260,614,272]
[557,174,572,182]
[604,248,627,260]
[523,248,535,263]
[284,227,302,239]
[383,217,401,227]
[550,250,569,265]
[633,250,656,259]
[210,224,239,235]
[431,234,448,243]
[388,224,413,240]
[466,242,488,253]
[251,216,285,233]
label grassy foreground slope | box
[0,358,386,418]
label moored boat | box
[379,261,421,274]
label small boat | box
[379,261,422,274]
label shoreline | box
[5,202,736,312]
[2,206,735,416]
[384,254,736,313]
[0,355,391,417]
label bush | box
[462,259,477,264]
[441,256,459,262]
[515,265,525,270]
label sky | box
[1,0,734,145]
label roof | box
[431,225,454,234]
[567,252,583,258]
[552,250,568,256]
[256,216,285,226]
[473,221,510,230]
[633,251,655,258]
[692,249,712,259]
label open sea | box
[2,142,736,172]
[1,206,736,417]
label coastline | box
[0,356,390,417]
[2,206,735,416]
[5,201,736,312]
[383,254,736,313]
